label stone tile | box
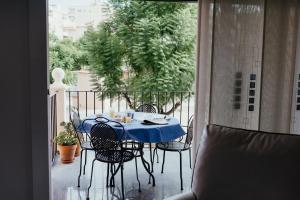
[52,149,192,200]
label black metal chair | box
[136,103,157,113]
[135,104,158,172]
[70,108,95,187]
[154,116,193,190]
[87,118,140,200]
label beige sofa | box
[165,124,300,200]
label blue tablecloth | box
[82,112,186,143]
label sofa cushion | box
[192,124,300,200]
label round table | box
[82,112,186,143]
[82,112,186,186]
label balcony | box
[49,69,195,200]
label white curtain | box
[193,0,300,158]
[193,0,214,159]
[260,0,299,133]
[210,0,265,130]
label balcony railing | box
[66,90,195,130]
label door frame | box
[29,0,50,199]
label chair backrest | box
[90,120,125,152]
[136,104,157,113]
[191,124,300,200]
[70,107,81,131]
[185,116,194,146]
[70,108,85,145]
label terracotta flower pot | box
[58,144,77,164]
[75,143,81,157]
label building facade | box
[49,0,113,40]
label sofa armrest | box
[164,192,196,200]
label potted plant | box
[55,132,78,163]
[60,122,81,157]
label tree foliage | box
[80,25,124,94]
[82,0,197,113]
[49,34,88,84]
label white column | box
[50,68,67,134]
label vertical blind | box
[210,0,264,130]
[260,0,299,133]
[195,0,300,137]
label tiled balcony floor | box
[51,148,192,200]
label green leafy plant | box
[49,34,88,85]
[81,0,197,114]
[55,132,78,146]
[60,121,75,135]
[59,121,84,143]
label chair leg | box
[155,147,159,163]
[77,149,84,187]
[161,150,166,174]
[106,163,110,187]
[83,149,88,175]
[189,148,192,169]
[152,147,156,164]
[87,159,96,200]
[110,164,115,187]
[135,157,141,192]
[113,164,116,186]
[120,163,125,200]
[153,147,159,164]
[149,143,154,172]
[179,151,183,190]
[110,163,122,187]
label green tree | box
[82,1,197,113]
[49,33,88,84]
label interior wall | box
[0,0,50,200]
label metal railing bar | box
[101,91,104,113]
[93,91,96,114]
[187,92,191,131]
[118,92,120,112]
[157,91,160,114]
[133,92,136,109]
[141,91,144,109]
[125,92,128,110]
[172,92,175,117]
[77,91,79,114]
[180,92,183,124]
[165,92,167,113]
[66,90,195,129]
[66,90,194,93]
[85,91,88,117]
[68,91,71,120]
[109,93,112,107]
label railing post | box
[49,68,67,134]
